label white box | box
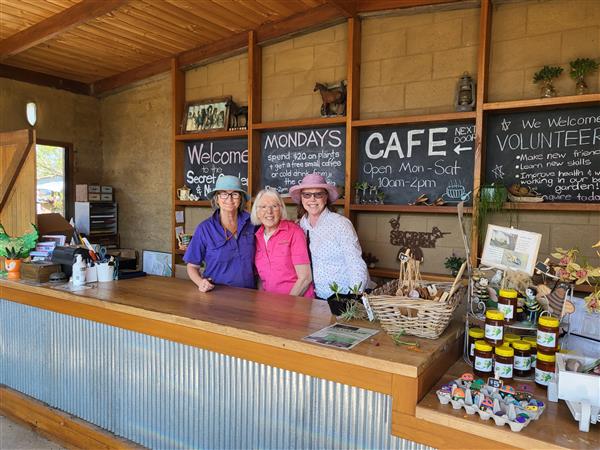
[556,353,600,407]
[101,185,113,193]
[100,193,113,201]
[88,193,101,201]
[88,185,101,193]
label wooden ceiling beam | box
[326,0,358,17]
[0,64,91,95]
[0,0,130,60]
[357,0,464,13]
[91,57,172,96]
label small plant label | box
[361,295,375,321]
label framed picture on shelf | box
[480,224,542,275]
[182,96,231,133]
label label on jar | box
[474,356,493,373]
[470,343,475,357]
[537,330,557,348]
[514,355,531,370]
[485,324,503,341]
[494,361,513,378]
[497,303,514,320]
[531,354,537,368]
[535,367,555,386]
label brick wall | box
[262,24,347,122]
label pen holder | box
[97,263,115,282]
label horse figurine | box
[228,102,248,130]
[314,81,346,116]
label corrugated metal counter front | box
[0,277,463,449]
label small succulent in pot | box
[444,253,466,276]
[533,65,564,98]
[568,58,599,95]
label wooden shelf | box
[483,93,600,111]
[175,249,186,255]
[351,204,471,214]
[175,129,248,141]
[503,202,600,212]
[353,111,476,128]
[175,200,211,207]
[252,116,346,130]
[369,267,454,282]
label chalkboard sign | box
[358,122,475,204]
[184,138,248,200]
[486,106,600,202]
[261,126,345,195]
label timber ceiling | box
[0,0,464,95]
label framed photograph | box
[182,96,231,133]
[481,224,542,275]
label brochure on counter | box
[303,323,379,350]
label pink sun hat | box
[289,173,339,204]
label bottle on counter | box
[484,309,504,346]
[537,315,560,354]
[474,340,494,378]
[513,340,532,377]
[494,345,514,380]
[535,351,556,388]
[468,327,484,363]
[72,254,86,286]
[523,336,537,368]
[497,288,518,323]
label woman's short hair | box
[250,188,288,225]
[211,192,246,214]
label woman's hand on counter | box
[197,277,215,292]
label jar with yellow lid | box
[504,333,521,347]
[467,327,484,362]
[537,315,560,353]
[474,340,493,378]
[535,352,556,388]
[494,345,514,379]
[516,306,524,322]
[484,309,504,346]
[497,289,518,323]
[523,336,537,368]
[513,341,532,377]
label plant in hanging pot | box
[0,223,39,280]
[533,65,563,98]
[476,183,507,245]
[568,57,599,95]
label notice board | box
[183,138,248,200]
[486,106,600,202]
[357,122,475,204]
[261,126,345,195]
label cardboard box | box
[75,184,88,202]
[37,213,74,242]
[101,185,113,193]
[88,193,101,201]
[88,185,101,193]
[21,262,61,283]
[100,193,113,201]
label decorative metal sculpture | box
[314,80,347,116]
[389,215,450,261]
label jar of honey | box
[484,309,504,346]
[494,345,514,380]
[537,315,560,353]
[512,341,532,377]
[516,306,524,322]
[474,340,493,378]
[523,336,537,368]
[535,351,556,388]
[504,333,521,347]
[467,327,484,363]
[497,289,518,323]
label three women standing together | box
[184,174,369,299]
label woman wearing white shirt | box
[290,173,370,299]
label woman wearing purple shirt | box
[184,176,255,292]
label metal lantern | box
[455,72,475,112]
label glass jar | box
[497,288,518,323]
[516,306,524,322]
[535,351,556,388]
[474,340,493,378]
[484,309,504,346]
[504,333,521,347]
[537,316,560,353]
[494,345,514,380]
[512,341,532,377]
[523,336,537,368]
[468,327,484,363]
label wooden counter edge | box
[0,386,139,450]
[0,280,426,377]
[414,406,565,450]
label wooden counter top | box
[413,360,598,450]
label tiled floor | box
[0,415,64,450]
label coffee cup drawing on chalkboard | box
[441,180,471,203]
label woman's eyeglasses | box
[301,191,327,199]
[218,191,242,200]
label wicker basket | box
[365,279,466,340]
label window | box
[36,143,68,217]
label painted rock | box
[461,373,474,382]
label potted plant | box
[362,252,379,268]
[0,224,38,280]
[533,65,564,98]
[353,181,368,204]
[569,58,599,95]
[476,183,507,245]
[444,253,466,276]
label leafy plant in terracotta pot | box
[569,58,599,95]
[444,253,466,276]
[533,65,563,98]
[0,223,39,280]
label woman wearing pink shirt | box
[251,189,314,298]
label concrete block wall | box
[489,0,600,101]
[360,7,480,119]
[262,24,347,122]
[185,53,248,108]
